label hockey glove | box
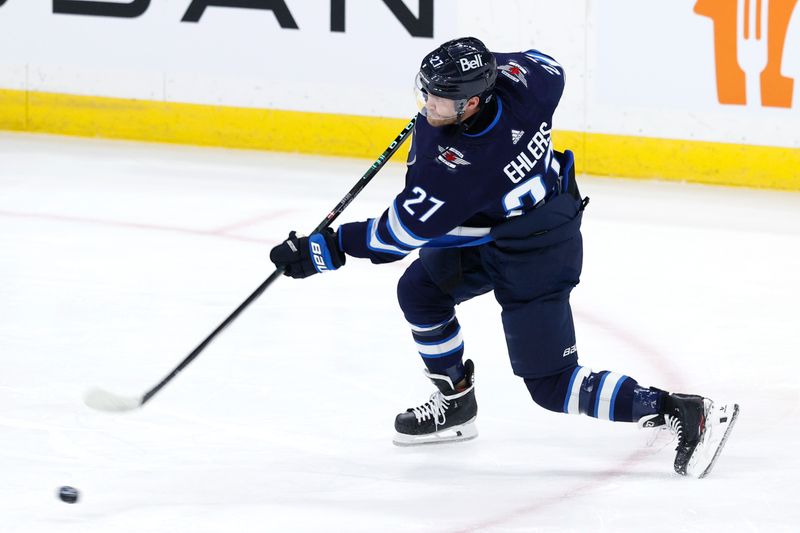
[269,229,346,279]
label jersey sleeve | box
[520,49,566,107]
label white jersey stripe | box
[367,218,409,256]
[445,226,491,238]
[550,148,561,177]
[388,202,429,248]
[524,50,563,70]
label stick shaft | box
[141,117,417,406]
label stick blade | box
[84,387,142,413]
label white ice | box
[1,133,799,533]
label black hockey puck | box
[58,486,79,504]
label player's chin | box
[425,115,457,128]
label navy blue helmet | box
[417,37,497,104]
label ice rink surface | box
[2,132,799,532]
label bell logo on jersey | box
[503,122,552,183]
[436,146,471,169]
[459,54,484,72]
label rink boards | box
[0,0,799,189]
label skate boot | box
[393,359,478,446]
[659,393,739,478]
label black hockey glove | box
[269,229,346,279]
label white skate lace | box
[411,391,449,427]
[643,416,678,449]
[665,414,685,450]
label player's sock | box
[524,365,663,422]
[408,315,465,385]
[393,359,478,446]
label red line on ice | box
[0,209,283,244]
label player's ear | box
[467,96,481,111]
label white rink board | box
[0,1,798,147]
[586,0,800,147]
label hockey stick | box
[85,116,417,412]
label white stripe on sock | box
[566,366,592,415]
[416,329,463,357]
[596,372,626,420]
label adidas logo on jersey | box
[511,130,525,145]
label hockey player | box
[270,37,739,478]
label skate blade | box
[392,419,478,447]
[688,402,740,479]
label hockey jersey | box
[338,49,566,264]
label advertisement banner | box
[0,1,797,187]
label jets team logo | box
[498,61,529,87]
[436,146,471,169]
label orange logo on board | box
[695,0,798,107]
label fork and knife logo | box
[695,0,798,108]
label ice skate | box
[686,400,739,478]
[393,359,478,446]
[658,393,739,478]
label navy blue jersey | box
[339,49,566,263]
